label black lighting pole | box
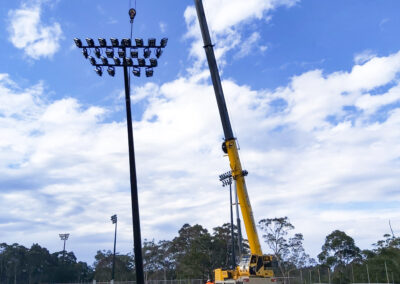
[111,214,117,283]
[219,171,236,270]
[73,9,167,284]
[59,233,70,262]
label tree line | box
[0,218,398,283]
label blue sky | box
[1,0,400,265]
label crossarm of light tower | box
[73,37,168,77]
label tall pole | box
[59,233,69,262]
[111,215,118,283]
[234,180,243,256]
[229,179,236,269]
[123,63,145,284]
[366,264,370,284]
[73,11,167,284]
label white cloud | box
[7,1,63,60]
[159,22,167,33]
[235,32,261,59]
[2,0,400,263]
[354,49,377,65]
[184,0,299,67]
[2,50,400,261]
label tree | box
[170,224,213,279]
[318,230,361,267]
[142,239,175,280]
[318,230,361,284]
[258,217,313,281]
[93,250,134,281]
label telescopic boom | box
[194,0,262,256]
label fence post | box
[328,268,330,284]
[385,261,390,284]
[300,269,303,284]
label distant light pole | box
[73,8,167,284]
[219,171,236,270]
[233,179,243,257]
[111,214,118,284]
[59,233,70,261]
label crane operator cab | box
[215,254,277,284]
[238,254,275,278]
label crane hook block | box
[129,8,136,22]
[222,141,227,154]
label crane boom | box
[194,0,262,256]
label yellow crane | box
[193,0,277,283]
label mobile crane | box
[193,1,277,283]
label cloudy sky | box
[1,0,400,264]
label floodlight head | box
[94,47,101,59]
[129,8,136,21]
[88,56,96,66]
[130,48,138,58]
[118,48,125,58]
[122,38,131,47]
[95,66,103,76]
[111,214,118,223]
[148,38,156,47]
[105,48,114,58]
[143,48,151,58]
[150,58,158,67]
[145,67,154,77]
[155,48,163,58]
[138,58,145,67]
[113,57,121,66]
[132,67,140,77]
[160,38,168,48]
[74,38,82,48]
[110,38,119,47]
[82,48,89,59]
[107,66,115,77]
[59,233,70,240]
[135,38,143,47]
[86,38,95,47]
[101,56,108,65]
[98,38,107,47]
[124,57,133,66]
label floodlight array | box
[74,37,168,77]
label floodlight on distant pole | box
[219,171,236,270]
[73,8,167,284]
[111,214,118,284]
[59,233,70,261]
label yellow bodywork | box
[225,139,262,255]
[214,139,275,282]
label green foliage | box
[258,217,314,279]
[318,230,361,267]
[93,250,135,281]
[2,222,399,283]
[0,242,93,283]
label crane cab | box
[215,254,276,284]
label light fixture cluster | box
[74,37,168,77]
